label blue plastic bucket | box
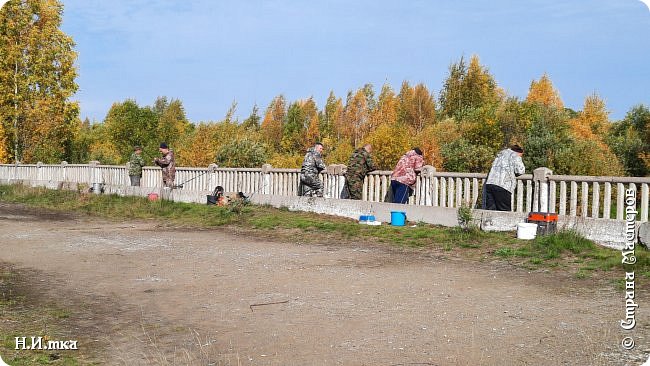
[390,211,406,226]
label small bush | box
[457,203,475,231]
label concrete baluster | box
[592,182,600,218]
[570,181,578,216]
[549,181,556,213]
[261,164,272,195]
[61,161,68,183]
[581,182,589,218]
[533,167,552,213]
[642,183,649,222]
[603,182,612,219]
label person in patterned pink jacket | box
[390,148,425,204]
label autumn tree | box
[324,91,344,142]
[0,119,9,162]
[397,82,436,134]
[364,122,411,170]
[608,105,650,176]
[241,104,261,131]
[260,95,286,151]
[440,138,493,173]
[175,123,219,167]
[439,55,500,119]
[0,0,79,163]
[215,138,268,168]
[522,105,572,173]
[175,118,241,167]
[154,96,191,149]
[564,93,624,176]
[497,97,530,148]
[526,73,563,109]
[305,111,320,147]
[414,125,443,169]
[342,86,374,147]
[569,93,609,144]
[282,98,318,152]
[103,100,159,163]
[372,84,398,127]
[87,123,121,165]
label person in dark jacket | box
[300,142,326,197]
[344,144,376,200]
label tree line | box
[1,1,648,176]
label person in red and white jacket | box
[390,148,425,204]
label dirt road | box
[0,204,648,365]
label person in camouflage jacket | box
[344,144,376,200]
[300,143,326,197]
[128,146,145,186]
[154,142,176,188]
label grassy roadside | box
[0,266,96,365]
[0,184,649,280]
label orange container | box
[527,212,558,223]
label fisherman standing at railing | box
[390,148,425,204]
[344,144,376,200]
[128,146,145,186]
[154,142,176,188]
[484,144,525,211]
[299,142,326,197]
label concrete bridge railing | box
[0,162,648,223]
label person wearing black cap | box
[128,146,145,186]
[484,144,525,211]
[154,142,176,188]
[390,148,425,204]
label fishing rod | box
[173,166,218,189]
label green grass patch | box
[0,268,91,365]
[489,229,650,277]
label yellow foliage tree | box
[430,118,462,147]
[301,98,320,149]
[364,123,412,170]
[370,84,398,128]
[268,152,304,168]
[88,139,121,165]
[414,125,443,169]
[0,115,9,163]
[260,95,286,151]
[324,91,344,142]
[569,93,610,149]
[0,0,79,163]
[305,113,320,148]
[342,88,371,147]
[526,73,564,109]
[321,136,353,165]
[398,81,436,134]
[175,123,219,167]
[176,121,239,167]
[565,94,624,175]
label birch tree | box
[0,0,79,163]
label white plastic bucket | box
[517,222,538,240]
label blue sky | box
[59,0,650,123]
